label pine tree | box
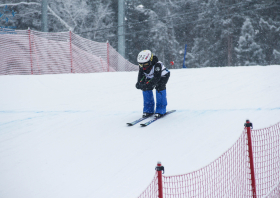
[258,18,280,65]
[273,49,280,64]
[188,0,223,67]
[125,0,180,68]
[125,1,151,64]
[235,18,265,66]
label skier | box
[135,50,170,118]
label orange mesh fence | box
[263,181,280,198]
[251,122,280,197]
[0,29,138,75]
[137,172,159,198]
[138,122,280,198]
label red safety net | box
[264,181,280,198]
[0,29,138,75]
[138,172,159,198]
[138,122,280,198]
[251,123,280,197]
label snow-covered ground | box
[0,66,280,198]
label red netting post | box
[106,41,110,72]
[28,27,33,74]
[156,161,164,198]
[69,31,73,73]
[245,120,257,198]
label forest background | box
[1,0,279,68]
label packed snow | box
[0,66,280,198]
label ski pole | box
[140,76,145,83]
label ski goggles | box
[139,62,150,68]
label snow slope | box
[0,66,280,198]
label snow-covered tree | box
[48,0,90,32]
[153,0,180,69]
[1,0,280,67]
[0,1,46,30]
[188,0,223,67]
[235,18,265,66]
[125,0,180,68]
[272,49,280,64]
[258,18,280,64]
[48,0,115,42]
[0,0,115,43]
[187,38,210,68]
[125,1,150,64]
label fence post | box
[28,27,33,74]
[69,31,73,73]
[106,41,110,72]
[156,161,164,198]
[245,120,257,198]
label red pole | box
[28,28,33,74]
[245,120,257,198]
[107,41,110,72]
[69,31,73,73]
[156,161,164,198]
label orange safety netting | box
[138,122,280,198]
[0,29,138,75]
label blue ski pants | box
[142,89,167,115]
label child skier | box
[135,50,170,118]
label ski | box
[127,115,153,126]
[140,110,176,127]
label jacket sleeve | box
[137,67,145,83]
[146,63,162,89]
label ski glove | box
[141,84,147,91]
[136,82,142,89]
[136,82,147,91]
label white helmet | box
[137,50,154,67]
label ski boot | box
[142,112,154,118]
[154,113,165,119]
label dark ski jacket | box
[136,56,170,91]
